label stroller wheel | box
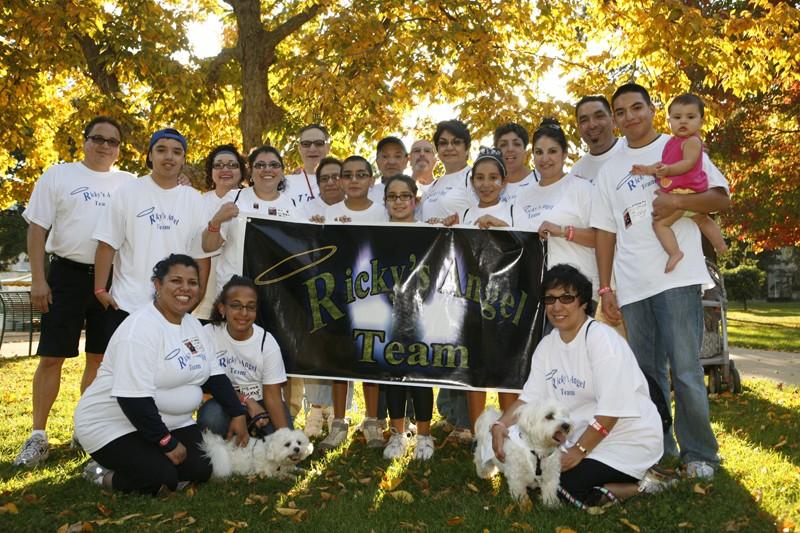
[729,360,743,394]
[707,367,722,394]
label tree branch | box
[262,3,324,50]
[74,33,121,97]
[206,46,240,87]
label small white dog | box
[473,400,572,507]
[201,428,313,479]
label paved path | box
[2,332,797,385]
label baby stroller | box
[700,259,742,394]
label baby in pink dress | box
[632,94,727,272]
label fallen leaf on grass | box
[503,504,516,516]
[319,491,334,501]
[58,522,93,533]
[287,501,297,509]
[774,437,788,449]
[184,485,197,497]
[244,494,269,505]
[586,506,605,515]
[510,522,534,531]
[387,490,414,503]
[109,513,141,524]
[223,519,249,528]
[96,503,112,517]
[777,517,796,532]
[358,477,372,485]
[276,508,300,516]
[173,511,188,520]
[291,510,308,523]
[0,502,19,514]
[692,483,712,496]
[446,516,463,526]
[752,489,762,503]
[555,528,577,533]
[379,476,402,491]
[678,522,693,528]
[466,483,479,493]
[22,494,39,504]
[620,518,641,531]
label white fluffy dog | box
[473,401,572,507]
[201,428,313,479]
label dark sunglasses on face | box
[86,135,121,148]
[543,293,577,305]
[299,140,327,148]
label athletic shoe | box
[82,460,111,487]
[13,433,49,467]
[446,427,473,445]
[638,467,678,493]
[362,418,386,448]
[323,405,334,432]
[413,435,435,461]
[304,406,325,438]
[405,418,417,436]
[383,429,411,459]
[685,461,715,480]
[319,419,349,451]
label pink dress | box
[659,134,707,193]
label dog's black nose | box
[561,423,571,431]
[293,447,300,453]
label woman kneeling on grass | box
[488,264,672,508]
[74,255,248,494]
[197,275,291,437]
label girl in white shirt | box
[198,276,291,437]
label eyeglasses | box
[299,140,327,148]
[226,302,258,313]
[253,161,283,170]
[385,193,414,203]
[340,171,371,181]
[543,293,577,305]
[212,161,240,170]
[318,173,340,183]
[86,135,121,148]
[437,138,465,148]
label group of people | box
[14,81,728,507]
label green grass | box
[1,357,799,532]
[727,300,800,352]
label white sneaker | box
[638,468,678,493]
[383,429,411,459]
[304,406,325,438]
[319,419,349,451]
[413,435,435,461]
[322,405,334,432]
[82,459,111,487]
[685,461,715,480]
[362,418,385,448]
[14,433,49,468]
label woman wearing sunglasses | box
[284,124,332,207]
[483,264,667,509]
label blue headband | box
[148,129,187,153]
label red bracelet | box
[590,418,610,437]
[158,433,173,447]
[598,286,613,296]
[94,288,107,295]
[207,222,220,233]
[566,225,575,241]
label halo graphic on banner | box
[254,245,338,285]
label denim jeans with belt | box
[622,284,719,465]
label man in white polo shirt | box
[590,83,730,479]
[16,116,135,467]
[571,95,623,183]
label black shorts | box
[559,458,638,505]
[36,256,110,357]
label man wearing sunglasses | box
[284,124,331,207]
[16,116,135,467]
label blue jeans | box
[622,285,719,465]
[197,399,293,438]
[436,388,469,428]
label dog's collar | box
[530,449,543,476]
[508,425,547,476]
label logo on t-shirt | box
[70,186,111,206]
[545,368,587,397]
[136,206,182,230]
[615,172,656,192]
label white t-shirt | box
[93,176,210,313]
[570,139,625,184]
[519,319,663,479]
[461,203,515,227]
[194,189,238,319]
[205,323,287,402]
[300,197,336,220]
[283,171,319,207]
[22,162,134,264]
[368,181,386,204]
[589,135,730,306]
[516,173,599,296]
[414,179,435,198]
[324,200,387,223]
[74,304,221,453]
[419,166,473,221]
[213,189,299,296]
[499,170,539,204]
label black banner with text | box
[242,217,545,391]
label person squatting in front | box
[74,255,248,494]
